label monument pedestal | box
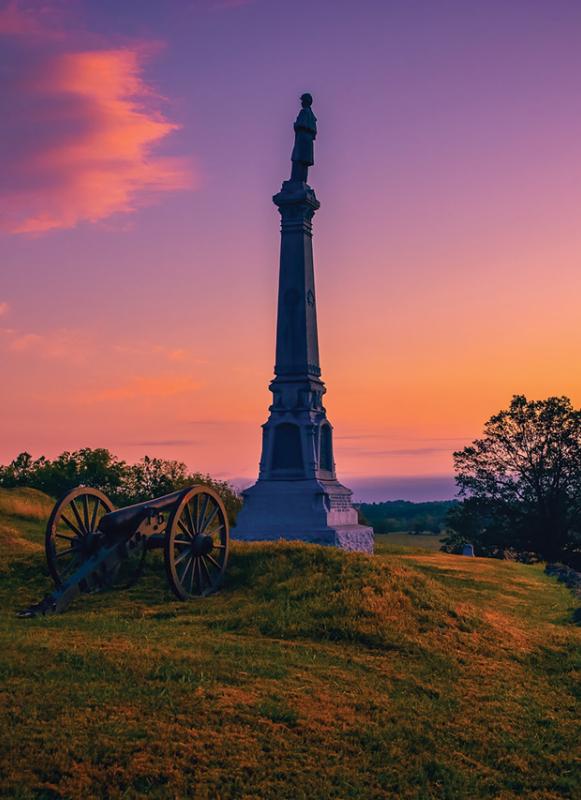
[232,98,373,554]
[234,478,374,554]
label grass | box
[0,487,54,521]
[0,488,579,799]
[375,532,445,554]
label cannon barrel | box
[97,489,186,540]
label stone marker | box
[462,543,475,557]
[232,95,374,554]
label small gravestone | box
[462,543,475,557]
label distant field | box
[1,488,579,800]
[375,532,444,553]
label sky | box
[1,0,580,501]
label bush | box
[0,449,242,524]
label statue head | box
[300,93,313,108]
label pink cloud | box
[152,345,188,362]
[213,0,254,7]
[113,343,205,364]
[2,326,204,366]
[0,5,192,234]
[5,327,90,361]
[0,1,48,35]
[77,375,202,404]
[0,302,8,316]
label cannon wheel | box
[45,487,114,588]
[164,486,229,599]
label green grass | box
[0,488,579,799]
[375,532,445,554]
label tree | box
[0,449,127,499]
[358,501,456,534]
[449,395,581,565]
[123,456,190,503]
[0,451,35,487]
[0,448,243,525]
[121,457,242,521]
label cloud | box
[167,349,188,362]
[1,325,206,367]
[186,419,250,427]
[212,0,254,8]
[335,434,379,440]
[3,326,89,361]
[113,343,208,365]
[0,3,192,234]
[77,375,201,404]
[341,447,454,459]
[123,439,199,447]
[0,302,8,316]
[377,447,453,457]
[336,433,472,443]
[345,475,458,503]
[152,345,188,362]
[113,343,205,364]
[0,1,48,35]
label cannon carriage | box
[19,484,229,617]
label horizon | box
[221,473,458,503]
[2,0,580,494]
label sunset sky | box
[1,0,580,500]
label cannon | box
[19,484,229,617]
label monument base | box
[232,478,374,554]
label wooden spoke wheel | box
[165,486,229,599]
[45,487,114,588]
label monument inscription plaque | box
[232,95,374,554]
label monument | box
[232,95,374,553]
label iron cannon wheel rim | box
[45,487,114,588]
[164,486,229,600]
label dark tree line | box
[444,395,581,568]
[358,500,456,534]
[0,449,243,523]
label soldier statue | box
[291,93,317,182]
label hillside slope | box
[0,488,579,800]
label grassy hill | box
[0,488,579,800]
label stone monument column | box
[232,95,374,553]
